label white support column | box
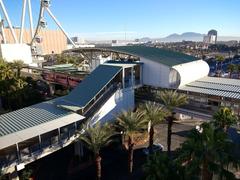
[16,143,21,162]
[49,83,55,95]
[38,135,42,149]
[122,68,125,89]
[58,128,61,144]
[30,3,44,46]
[74,141,83,157]
[0,15,6,43]
[45,7,76,48]
[131,67,134,88]
[0,0,18,43]
[74,122,77,131]
[20,0,27,43]
[27,0,34,39]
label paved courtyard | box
[24,119,202,180]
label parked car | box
[143,143,164,155]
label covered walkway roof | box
[56,64,122,111]
[179,76,240,101]
[0,99,84,149]
[65,45,199,67]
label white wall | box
[0,44,32,64]
[91,55,111,71]
[141,57,170,88]
[141,58,209,89]
[89,87,135,125]
[172,60,209,87]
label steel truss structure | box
[0,0,76,52]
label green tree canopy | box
[213,107,238,131]
[116,110,147,173]
[79,122,115,180]
[177,123,239,180]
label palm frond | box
[140,102,168,126]
[159,90,187,112]
[116,110,148,137]
[79,122,115,155]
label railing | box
[0,127,79,170]
[83,83,119,118]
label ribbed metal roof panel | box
[197,76,240,86]
[0,98,72,137]
[179,76,240,100]
[60,64,122,108]
[186,81,240,93]
[102,46,199,67]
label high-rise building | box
[203,29,217,44]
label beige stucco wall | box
[1,28,67,54]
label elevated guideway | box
[0,62,141,175]
[56,64,122,114]
[56,63,138,124]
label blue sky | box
[3,0,240,40]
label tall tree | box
[159,90,187,157]
[215,55,225,76]
[227,64,235,78]
[116,110,147,173]
[237,64,240,79]
[178,123,239,180]
[79,122,115,180]
[140,102,168,152]
[143,152,182,180]
[0,64,14,80]
[11,60,24,77]
[213,107,238,132]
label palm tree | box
[20,168,33,180]
[213,107,238,132]
[0,58,5,67]
[78,122,115,180]
[0,64,14,80]
[227,64,235,78]
[116,110,147,173]
[159,90,187,156]
[12,78,27,108]
[143,152,182,180]
[178,123,239,180]
[11,60,24,77]
[140,102,168,152]
[215,55,225,76]
[237,64,240,79]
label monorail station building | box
[1,45,240,178]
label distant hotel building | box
[203,29,218,44]
[67,36,95,49]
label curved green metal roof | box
[101,46,199,67]
[59,64,122,109]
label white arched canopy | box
[170,60,210,88]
